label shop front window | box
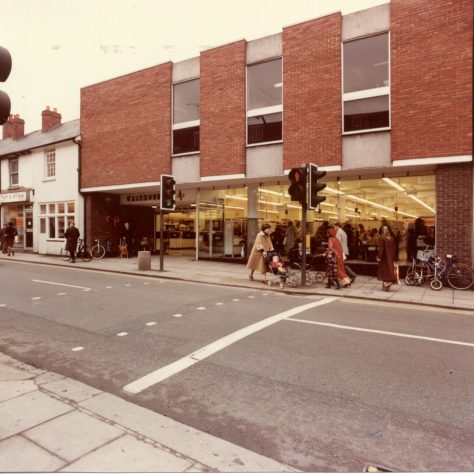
[39,201,76,239]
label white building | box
[0,108,83,255]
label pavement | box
[1,251,474,472]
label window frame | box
[44,148,56,179]
[246,57,283,147]
[172,77,200,157]
[342,31,391,135]
[39,201,75,239]
[9,158,19,187]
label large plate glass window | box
[247,58,282,145]
[343,32,390,133]
[173,78,200,155]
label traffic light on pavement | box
[288,167,307,203]
[160,174,176,211]
[0,46,12,125]
[308,163,327,210]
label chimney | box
[42,106,61,132]
[2,114,25,140]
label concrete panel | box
[172,57,200,82]
[247,33,282,64]
[172,154,200,183]
[342,132,391,169]
[342,3,390,41]
[246,144,283,178]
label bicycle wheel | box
[79,245,93,262]
[430,278,443,291]
[91,245,105,259]
[446,264,474,290]
[405,267,419,286]
[60,247,71,262]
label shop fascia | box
[0,190,31,204]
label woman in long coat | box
[327,226,351,287]
[247,223,274,283]
[377,225,398,291]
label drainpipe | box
[72,135,86,243]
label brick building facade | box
[80,1,473,266]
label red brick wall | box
[200,41,246,177]
[436,163,473,265]
[80,63,172,189]
[283,13,342,169]
[391,0,473,161]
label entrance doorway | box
[25,207,33,248]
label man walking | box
[65,221,80,263]
[335,222,357,283]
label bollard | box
[137,251,151,271]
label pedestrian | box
[327,226,351,287]
[335,222,357,283]
[376,225,398,291]
[4,222,18,256]
[120,222,134,256]
[324,248,341,289]
[64,221,80,263]
[283,221,296,255]
[271,225,285,255]
[0,223,8,254]
[247,223,274,284]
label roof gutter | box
[72,135,86,241]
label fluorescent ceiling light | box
[225,194,247,201]
[259,189,283,197]
[225,205,244,210]
[324,186,345,195]
[259,209,279,214]
[408,195,436,213]
[382,177,405,192]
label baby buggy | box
[264,250,298,289]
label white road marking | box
[248,296,255,299]
[262,293,269,296]
[173,314,183,318]
[124,297,337,393]
[0,304,6,307]
[117,332,128,337]
[232,298,240,302]
[146,321,157,326]
[287,318,474,348]
[71,346,84,352]
[144,282,150,285]
[32,279,91,291]
[197,307,206,310]
[106,286,113,289]
[57,292,67,296]
[215,302,224,306]
[125,284,131,287]
[32,297,41,300]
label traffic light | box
[0,46,12,125]
[160,174,176,211]
[308,163,327,210]
[288,167,307,203]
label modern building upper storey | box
[79,0,472,264]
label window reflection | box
[247,59,282,110]
[248,112,282,144]
[173,79,200,123]
[344,95,390,132]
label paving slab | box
[41,377,102,402]
[0,435,66,472]
[79,392,294,472]
[24,410,124,462]
[0,364,35,382]
[0,390,73,440]
[61,434,193,472]
[0,380,37,402]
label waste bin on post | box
[138,251,151,271]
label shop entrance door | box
[25,208,33,248]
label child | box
[270,255,288,276]
[324,249,341,289]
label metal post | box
[301,201,307,286]
[159,211,164,271]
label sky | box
[2,0,388,133]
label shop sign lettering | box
[0,191,28,203]
[120,192,160,205]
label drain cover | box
[363,463,393,472]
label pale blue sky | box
[2,0,388,133]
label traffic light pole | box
[301,201,307,287]
[159,211,164,272]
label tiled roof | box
[0,119,80,157]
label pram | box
[264,250,298,288]
[286,246,325,286]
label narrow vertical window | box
[247,58,282,145]
[343,33,390,133]
[172,79,200,155]
[9,158,18,187]
[45,149,56,178]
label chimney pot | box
[42,106,62,132]
[2,113,25,140]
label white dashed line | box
[146,322,157,326]
[71,346,84,352]
[248,296,255,299]
[117,332,128,337]
[197,307,206,310]
[32,279,91,291]
[124,297,337,393]
[0,304,6,307]
[215,302,224,306]
[232,299,240,302]
[32,297,41,300]
[125,284,132,287]
[106,286,113,289]
[144,282,150,285]
[83,288,92,292]
[173,314,183,318]
[57,292,67,296]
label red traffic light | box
[0,46,12,125]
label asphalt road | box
[1,260,474,472]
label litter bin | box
[138,251,151,271]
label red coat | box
[377,235,397,282]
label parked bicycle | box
[406,248,473,290]
[60,239,92,262]
[91,237,106,259]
